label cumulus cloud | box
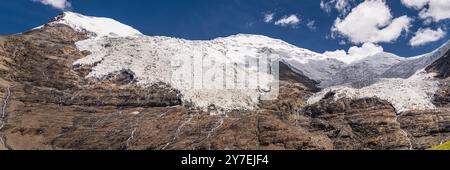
[401,0,429,9]
[332,0,412,44]
[348,42,384,57]
[32,0,71,10]
[320,0,333,13]
[409,27,446,46]
[401,0,450,22]
[264,13,301,28]
[307,20,316,30]
[419,0,450,22]
[264,13,274,23]
[274,15,301,27]
[320,0,354,14]
[324,42,384,63]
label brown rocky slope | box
[0,24,449,150]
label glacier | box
[45,12,450,113]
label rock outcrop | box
[302,95,412,150]
[397,109,450,149]
[427,49,450,79]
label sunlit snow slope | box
[39,12,143,38]
[47,12,449,113]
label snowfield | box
[53,12,449,113]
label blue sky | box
[0,0,449,57]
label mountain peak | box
[46,11,143,38]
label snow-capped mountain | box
[309,42,450,113]
[36,12,143,38]
[383,40,450,79]
[44,12,450,113]
[3,11,450,150]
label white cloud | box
[332,0,412,44]
[334,0,351,12]
[348,42,384,57]
[320,0,354,14]
[264,13,274,23]
[324,49,348,58]
[324,42,384,63]
[401,0,429,9]
[320,0,333,13]
[409,28,446,46]
[401,0,450,22]
[307,20,316,30]
[419,0,450,22]
[32,0,71,10]
[274,15,300,27]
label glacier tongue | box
[307,41,450,113]
[74,36,279,111]
[307,69,439,113]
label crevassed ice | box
[75,36,284,111]
[75,34,445,113]
[307,41,450,113]
[307,69,439,113]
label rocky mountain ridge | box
[0,12,449,150]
